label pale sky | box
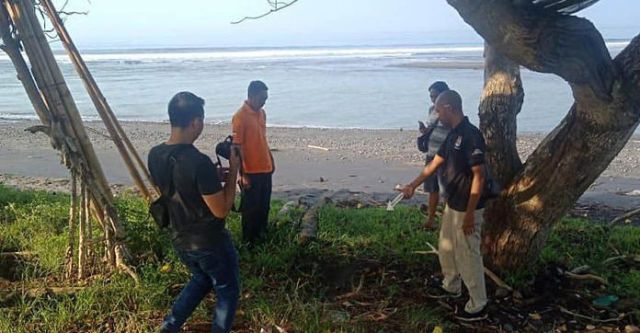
[58,0,639,49]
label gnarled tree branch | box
[447,0,615,101]
[231,0,298,24]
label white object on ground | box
[386,192,404,211]
[307,145,329,151]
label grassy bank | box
[0,184,639,332]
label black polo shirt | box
[436,117,487,212]
[148,143,226,250]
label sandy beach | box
[1,120,640,218]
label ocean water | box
[0,42,630,132]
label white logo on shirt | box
[454,136,462,150]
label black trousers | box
[240,173,272,245]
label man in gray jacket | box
[419,81,450,230]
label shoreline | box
[1,120,640,219]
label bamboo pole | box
[41,0,153,200]
[8,0,124,238]
[0,5,50,125]
[8,0,113,198]
[6,0,111,234]
[65,173,77,280]
[78,180,87,279]
[84,182,93,274]
[4,0,138,281]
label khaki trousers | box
[438,204,487,313]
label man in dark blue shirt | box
[401,90,488,322]
[148,92,240,333]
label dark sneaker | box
[426,286,462,299]
[455,306,488,322]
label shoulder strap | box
[163,146,186,198]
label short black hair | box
[437,89,463,112]
[428,81,449,94]
[168,92,205,128]
[248,80,268,98]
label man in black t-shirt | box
[148,92,240,333]
[400,90,489,322]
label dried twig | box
[602,254,640,265]
[609,206,640,225]
[231,0,299,24]
[558,306,625,323]
[564,271,606,284]
[416,241,515,292]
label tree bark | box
[479,43,524,185]
[447,0,640,270]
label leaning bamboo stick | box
[7,0,110,231]
[6,0,138,281]
[0,5,50,125]
[41,0,152,200]
[42,0,150,199]
[11,0,113,197]
[11,0,125,240]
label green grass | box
[1,184,639,332]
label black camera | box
[214,135,234,183]
[215,135,233,160]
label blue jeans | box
[161,232,240,333]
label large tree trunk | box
[479,43,524,185]
[447,0,640,270]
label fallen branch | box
[558,306,625,323]
[609,206,640,225]
[570,265,591,274]
[564,271,606,285]
[24,125,50,136]
[602,254,640,265]
[0,252,36,261]
[417,241,515,292]
[298,197,330,245]
[1,287,87,303]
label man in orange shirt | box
[232,81,274,246]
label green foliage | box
[1,184,639,332]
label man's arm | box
[462,164,485,235]
[401,154,445,199]
[202,150,240,219]
[232,143,251,188]
[231,113,249,188]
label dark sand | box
[1,121,640,218]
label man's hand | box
[400,184,416,199]
[462,213,475,235]
[240,175,251,189]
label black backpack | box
[149,149,183,229]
